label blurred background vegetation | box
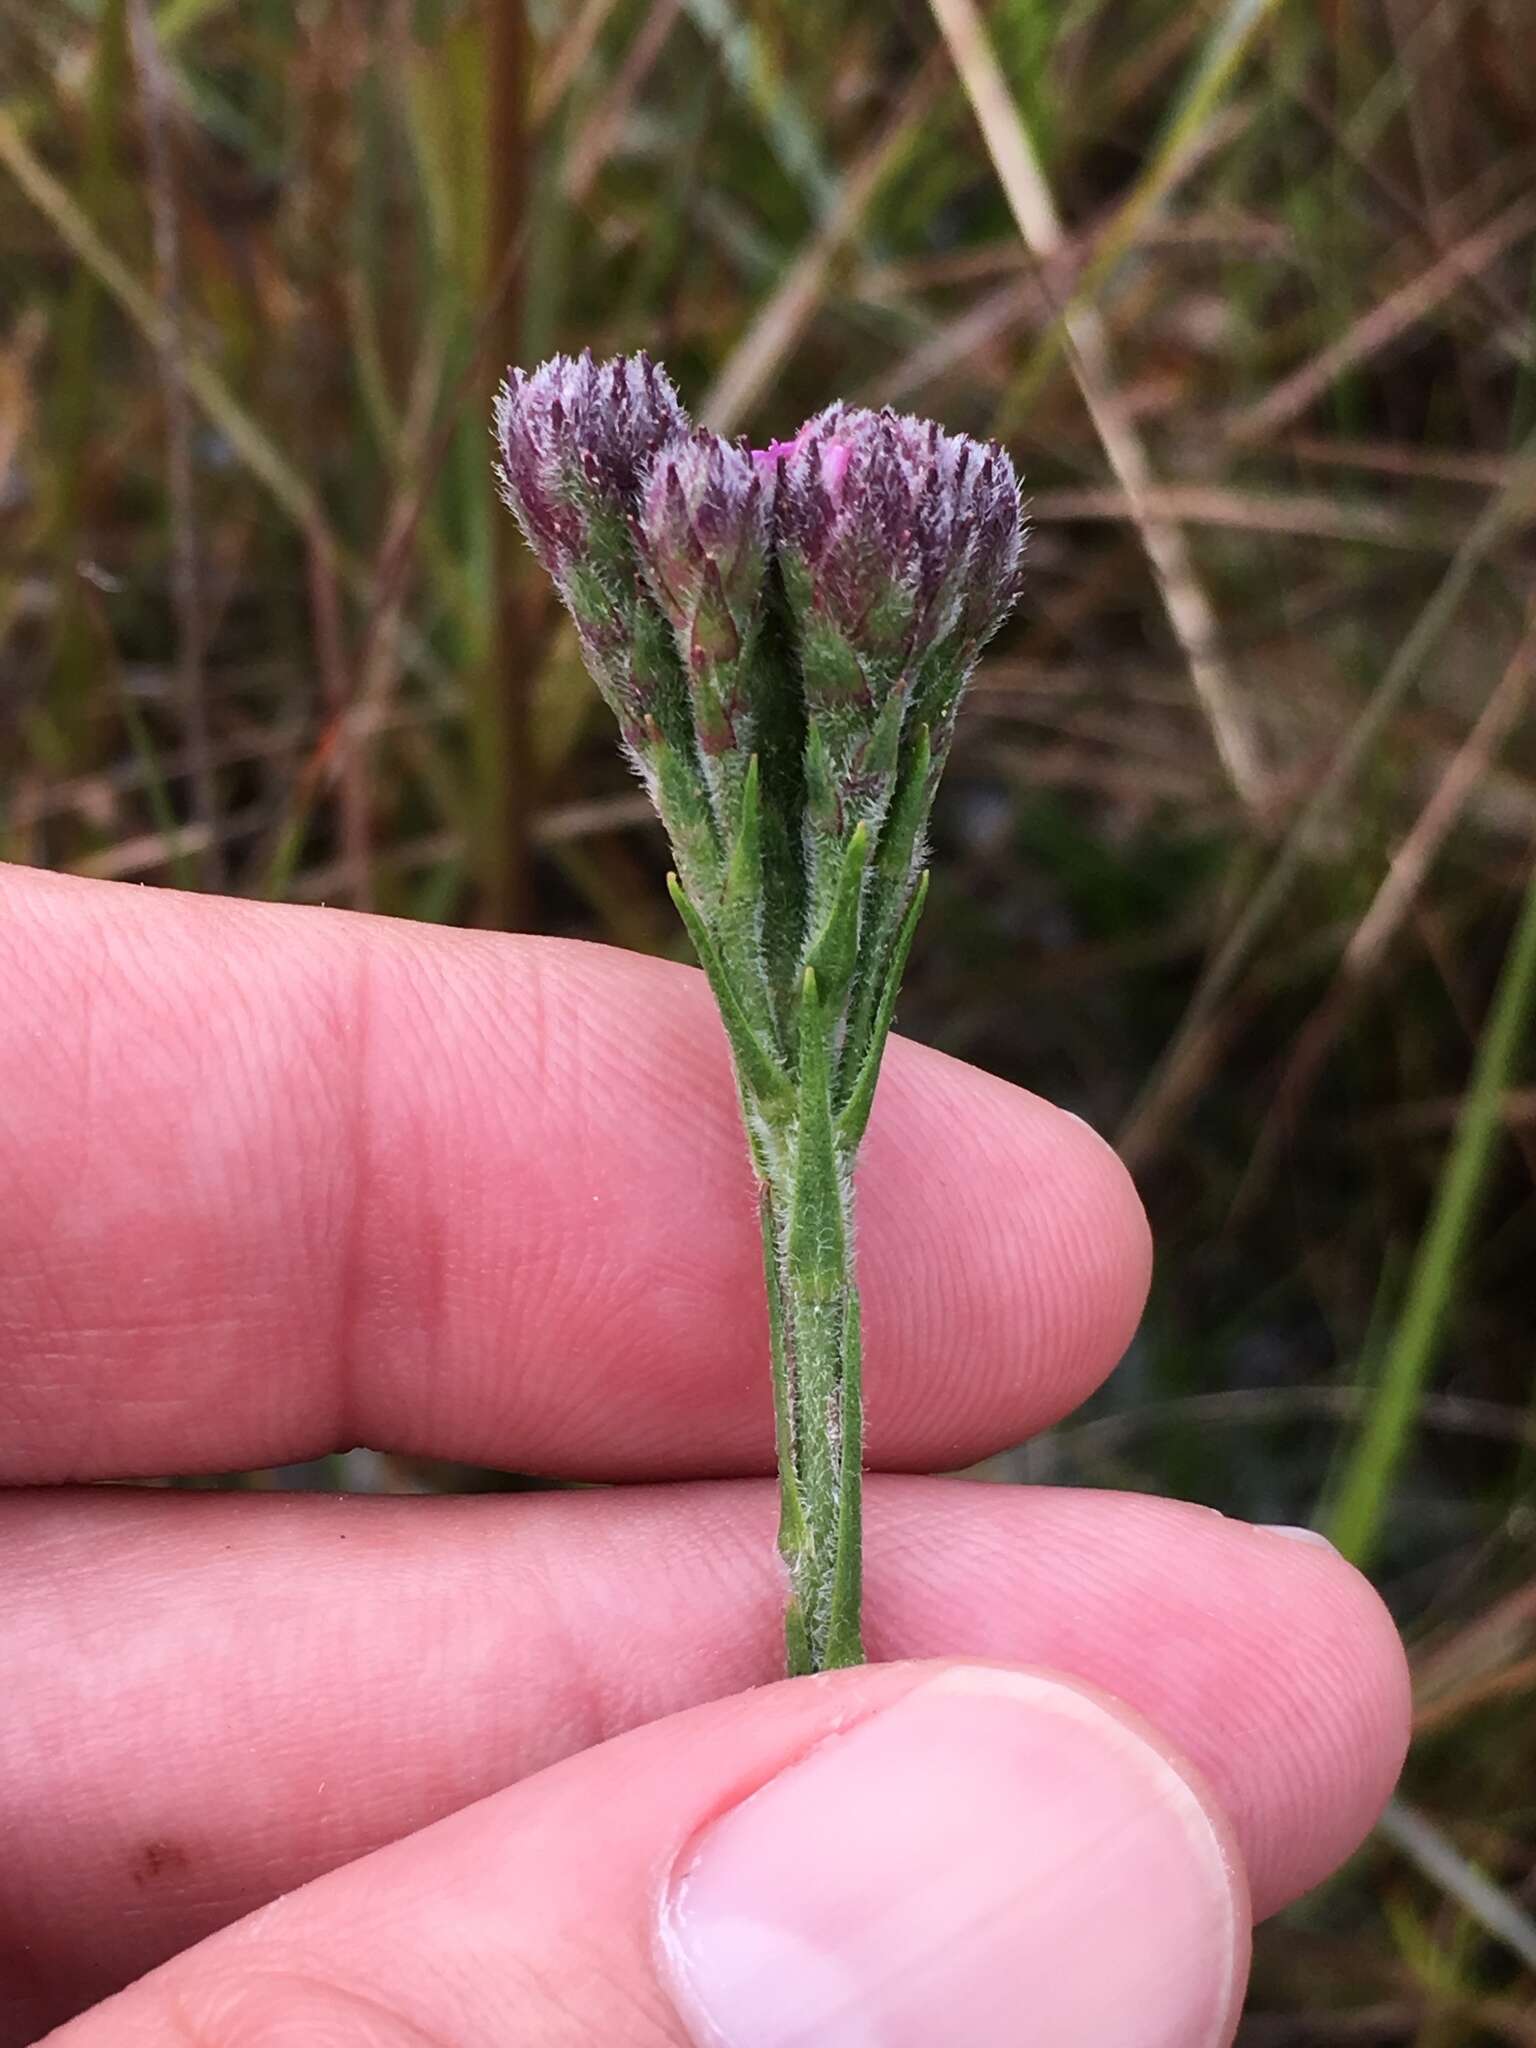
[4,0,1536,2034]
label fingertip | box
[1245,1520,1413,1864]
[859,1042,1152,1462]
[857,1485,1408,1917]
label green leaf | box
[841,725,933,1064]
[654,735,723,909]
[836,871,930,1150]
[908,652,966,759]
[743,623,808,1020]
[723,752,763,907]
[715,755,776,1041]
[804,821,870,1017]
[668,874,792,1115]
[860,682,906,791]
[788,967,847,1296]
[877,721,935,898]
[784,1596,815,1679]
[802,719,840,842]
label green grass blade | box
[1326,848,1536,1568]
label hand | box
[1,865,1408,2047]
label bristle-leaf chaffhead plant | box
[496,354,1024,1676]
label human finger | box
[45,1659,1250,2048]
[1,1481,1406,2035]
[0,864,1149,1482]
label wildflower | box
[774,403,1022,687]
[494,352,691,749]
[495,357,1024,1676]
[635,432,775,775]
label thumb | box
[51,1661,1250,2047]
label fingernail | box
[661,1667,1247,2048]
[1260,1524,1339,1551]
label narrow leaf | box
[654,735,723,909]
[668,874,791,1114]
[788,967,847,1296]
[835,870,930,1149]
[724,752,763,908]
[845,724,932,1059]
[804,820,870,1016]
[877,722,935,897]
[717,755,776,1041]
[784,1596,815,1679]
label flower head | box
[493,351,694,746]
[774,404,1022,681]
[494,350,690,579]
[636,431,774,672]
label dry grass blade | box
[701,61,943,433]
[1231,606,1536,1212]
[1413,1649,1536,1736]
[0,110,326,542]
[1366,1087,1536,1139]
[0,307,43,497]
[1056,1385,1536,1465]
[1346,638,1536,955]
[531,0,625,125]
[1413,1579,1536,1715]
[1119,432,1536,1171]
[1375,1797,1536,1977]
[867,277,1042,407]
[1027,483,1458,550]
[1284,435,1519,488]
[1231,189,1536,444]
[926,0,1269,813]
[75,820,227,880]
[125,0,217,886]
[562,0,681,203]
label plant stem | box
[760,1149,864,1676]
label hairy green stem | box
[760,1155,864,1675]
[676,853,930,1674]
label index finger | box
[0,865,1150,1482]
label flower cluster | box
[495,352,1023,1677]
[495,352,1023,971]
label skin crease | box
[0,866,1412,2042]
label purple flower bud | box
[494,350,690,578]
[947,441,1025,655]
[636,432,774,674]
[775,403,1022,676]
